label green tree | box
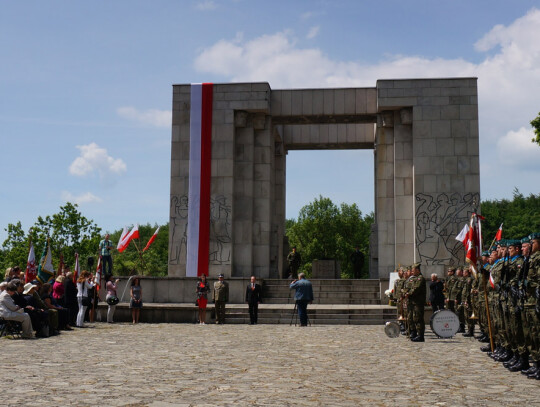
[0,203,102,274]
[481,189,540,247]
[531,112,540,145]
[111,223,169,276]
[286,196,373,278]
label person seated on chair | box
[39,283,72,331]
[12,280,49,337]
[0,282,34,338]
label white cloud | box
[195,0,217,11]
[69,143,127,178]
[61,191,103,204]
[117,106,171,128]
[306,26,320,39]
[496,127,540,170]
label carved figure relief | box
[209,195,232,265]
[169,195,189,265]
[415,192,479,266]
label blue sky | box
[2,0,540,243]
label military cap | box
[530,232,540,241]
[218,273,224,278]
[412,262,421,269]
[497,239,507,247]
[447,267,456,272]
[481,251,490,257]
[507,239,521,247]
[521,236,531,244]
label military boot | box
[409,331,417,340]
[411,335,425,342]
[488,345,502,358]
[479,335,490,343]
[457,323,465,333]
[522,362,538,376]
[503,353,519,368]
[495,348,513,362]
[509,354,530,372]
[474,331,485,340]
[480,344,492,352]
[527,368,540,380]
[463,326,475,337]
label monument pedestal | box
[312,260,341,279]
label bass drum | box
[430,309,460,338]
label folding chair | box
[0,317,22,338]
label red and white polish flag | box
[143,226,160,252]
[25,242,37,283]
[186,83,213,277]
[118,224,139,253]
[455,223,470,248]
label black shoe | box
[457,324,466,333]
[479,336,490,343]
[503,354,519,367]
[463,331,474,337]
[480,345,491,352]
[522,363,538,375]
[509,356,529,372]
[411,335,425,342]
[528,369,540,379]
[498,350,514,363]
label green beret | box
[497,239,507,247]
[447,267,456,272]
[412,262,421,269]
[481,251,490,256]
[530,232,540,241]
[507,239,521,247]
[521,236,531,244]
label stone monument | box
[169,78,480,280]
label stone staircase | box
[225,279,394,325]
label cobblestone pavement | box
[1,323,539,406]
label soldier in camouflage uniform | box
[406,263,426,342]
[403,267,414,337]
[212,273,229,324]
[461,267,476,337]
[522,233,540,379]
[444,267,457,312]
[504,240,528,372]
[475,251,491,343]
[393,268,406,333]
[454,267,466,333]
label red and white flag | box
[455,223,470,248]
[25,242,37,283]
[186,83,213,277]
[95,256,102,291]
[465,213,483,277]
[494,223,503,242]
[73,253,80,284]
[489,272,495,289]
[118,224,139,253]
[117,226,128,250]
[143,226,160,252]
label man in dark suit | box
[245,276,262,325]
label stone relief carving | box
[209,195,232,265]
[169,195,188,265]
[169,194,232,266]
[415,192,479,266]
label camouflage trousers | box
[523,307,540,361]
[410,303,425,336]
[507,304,525,354]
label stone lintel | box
[272,114,377,125]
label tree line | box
[1,191,539,278]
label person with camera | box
[76,271,94,328]
[289,273,314,327]
[105,274,120,323]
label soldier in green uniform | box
[523,233,540,379]
[444,267,457,312]
[393,268,406,333]
[407,263,426,342]
[212,273,229,324]
[491,241,513,362]
[455,267,466,333]
[461,267,476,337]
[403,267,414,337]
[475,251,491,343]
[287,247,302,279]
[504,240,528,371]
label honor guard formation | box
[391,232,540,380]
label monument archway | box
[169,79,480,280]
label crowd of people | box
[392,232,540,380]
[0,265,142,339]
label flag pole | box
[131,239,146,275]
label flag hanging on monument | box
[37,239,55,283]
[187,83,213,277]
[143,226,160,252]
[25,242,37,283]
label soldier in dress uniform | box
[212,273,229,324]
[475,251,491,343]
[406,263,426,342]
[455,267,466,333]
[287,247,302,279]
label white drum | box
[430,309,460,338]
